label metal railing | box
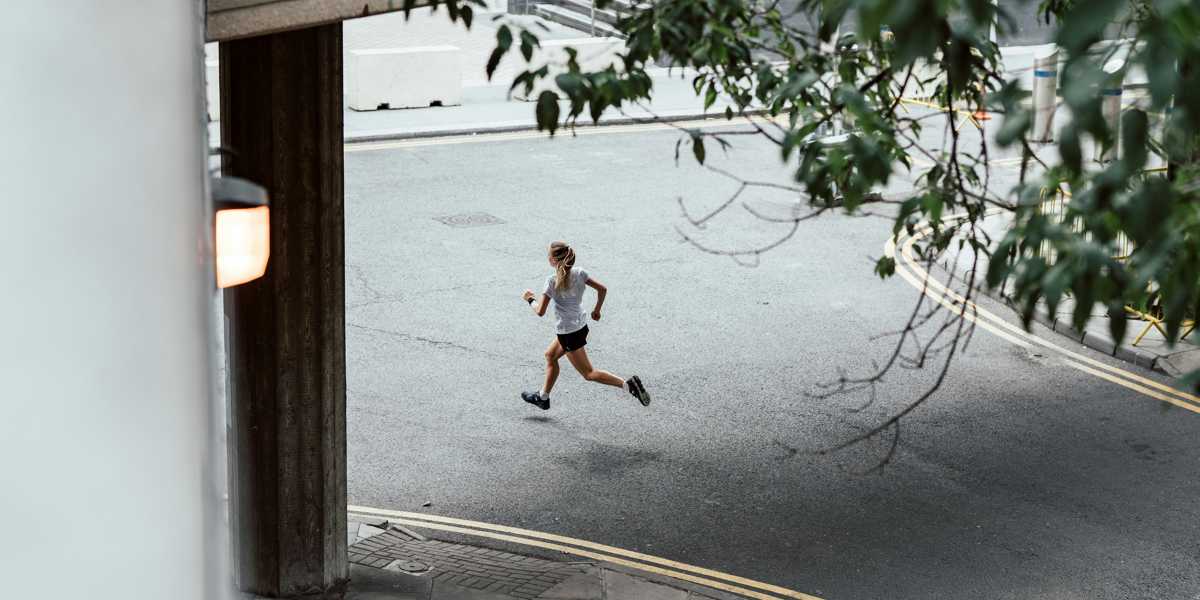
[1035,167,1194,346]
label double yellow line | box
[347,505,824,600]
[889,221,1200,413]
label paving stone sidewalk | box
[340,515,733,600]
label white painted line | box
[344,117,778,153]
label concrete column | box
[219,23,348,598]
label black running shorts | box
[557,325,589,352]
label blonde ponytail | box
[549,241,576,290]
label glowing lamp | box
[212,177,270,288]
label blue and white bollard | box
[1032,47,1058,143]
[1096,58,1125,163]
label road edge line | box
[343,109,771,145]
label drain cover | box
[434,212,505,228]
[385,559,431,575]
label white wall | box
[0,3,222,600]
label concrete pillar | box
[219,23,348,598]
[1031,47,1058,142]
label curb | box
[342,108,769,144]
[982,284,1163,373]
[346,514,759,600]
[935,211,1167,375]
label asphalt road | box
[343,125,1200,600]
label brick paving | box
[348,526,590,599]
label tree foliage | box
[486,0,1200,355]
[414,0,1200,459]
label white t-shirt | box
[543,267,589,334]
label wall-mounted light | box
[212,176,269,288]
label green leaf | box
[486,26,513,80]
[555,72,584,98]
[1108,301,1128,346]
[536,90,561,135]
[875,256,896,279]
[1056,0,1122,53]
[1181,368,1200,394]
[996,108,1032,147]
[1120,109,1148,173]
[509,71,533,95]
[922,191,944,224]
[692,135,706,164]
[704,84,718,110]
[1060,123,1082,175]
[520,30,540,61]
[986,239,1014,288]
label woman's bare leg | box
[543,338,565,394]
[564,347,624,388]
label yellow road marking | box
[986,156,1029,167]
[1066,359,1200,411]
[896,226,1200,407]
[348,506,823,600]
[888,223,1200,413]
[905,156,1027,171]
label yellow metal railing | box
[1034,169,1193,347]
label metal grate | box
[433,212,506,228]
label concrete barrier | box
[348,46,463,111]
[512,37,625,101]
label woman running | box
[520,241,650,410]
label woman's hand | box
[522,289,535,302]
[591,309,601,321]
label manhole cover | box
[434,212,505,228]
[384,559,431,575]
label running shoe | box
[626,376,651,407]
[521,391,549,410]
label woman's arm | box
[522,289,551,317]
[585,277,606,319]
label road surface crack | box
[347,263,393,302]
[347,322,535,366]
